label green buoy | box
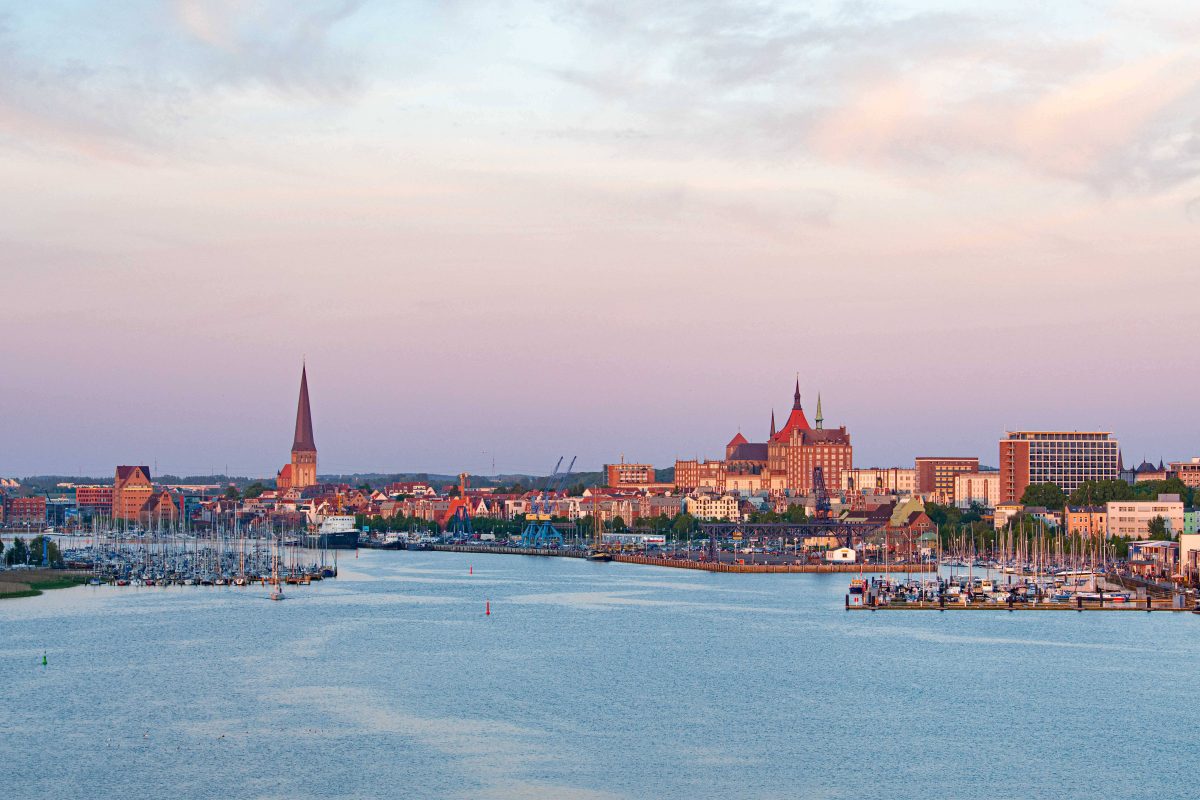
[42,651,47,667]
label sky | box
[1,0,1198,478]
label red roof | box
[771,380,811,442]
[727,432,748,448]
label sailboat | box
[269,532,286,601]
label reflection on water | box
[2,550,1197,800]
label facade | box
[675,381,851,497]
[75,485,114,517]
[604,460,656,488]
[139,490,182,527]
[113,466,154,522]
[841,468,916,495]
[277,365,318,490]
[1064,506,1107,537]
[1170,459,1200,489]
[953,472,1000,509]
[683,494,741,521]
[999,431,1119,503]
[915,457,980,504]
[1106,494,1185,539]
[5,495,47,525]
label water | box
[2,551,1196,799]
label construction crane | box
[520,456,575,548]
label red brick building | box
[75,485,114,515]
[5,495,47,526]
[914,457,979,504]
[277,365,318,490]
[604,460,656,488]
[113,466,154,521]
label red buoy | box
[485,600,490,616]
[470,565,473,575]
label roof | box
[726,432,748,448]
[116,465,151,482]
[292,365,317,453]
[771,380,811,442]
[728,442,768,462]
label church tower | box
[280,364,318,490]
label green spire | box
[815,393,824,430]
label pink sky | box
[1,1,1198,477]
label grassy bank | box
[0,571,89,600]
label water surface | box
[3,551,1195,799]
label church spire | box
[292,364,316,453]
[815,393,824,430]
[793,376,802,411]
[770,409,776,437]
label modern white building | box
[1106,494,1185,539]
[841,467,916,495]
[825,546,856,563]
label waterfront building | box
[915,457,979,504]
[953,472,999,509]
[675,380,851,497]
[139,490,182,527]
[1064,506,1108,537]
[112,465,154,522]
[1186,508,1200,535]
[4,495,47,526]
[75,485,114,517]
[841,467,916,495]
[277,365,318,490]
[1106,494,1185,539]
[998,431,1119,503]
[1128,540,1178,579]
[993,502,1024,530]
[1169,458,1200,488]
[1181,533,1200,583]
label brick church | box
[276,365,318,490]
[675,380,852,496]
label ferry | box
[314,515,360,550]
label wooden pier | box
[847,596,1197,612]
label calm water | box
[3,551,1197,799]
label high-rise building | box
[915,457,980,504]
[999,431,1119,503]
[277,365,318,490]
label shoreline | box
[0,570,90,600]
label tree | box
[1068,479,1134,506]
[224,485,241,500]
[671,513,698,539]
[780,505,807,524]
[1147,515,1172,540]
[610,516,628,532]
[1020,482,1065,509]
[243,482,266,499]
[4,537,29,566]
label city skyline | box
[3,1,1199,475]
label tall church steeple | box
[283,363,318,489]
[815,393,824,430]
[292,364,316,453]
[770,409,776,438]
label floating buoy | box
[42,651,47,667]
[485,600,490,616]
[470,565,473,575]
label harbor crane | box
[520,456,575,548]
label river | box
[2,550,1195,799]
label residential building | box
[1170,458,1200,489]
[113,466,154,522]
[1186,508,1200,535]
[277,364,318,490]
[1064,506,1107,537]
[841,468,916,495]
[915,457,979,504]
[1132,460,1168,483]
[952,471,1000,509]
[683,493,741,521]
[993,502,1024,530]
[999,431,1119,503]
[674,459,726,493]
[1106,494,1185,539]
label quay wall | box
[430,545,934,574]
